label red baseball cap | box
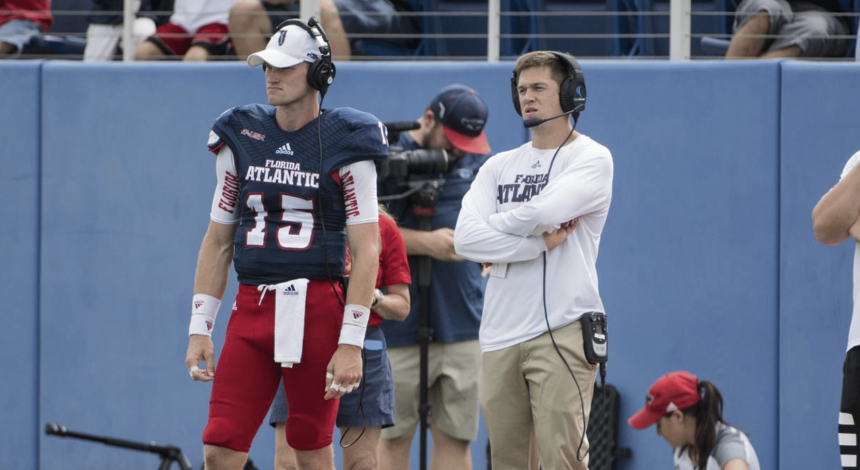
[429,84,490,155]
[628,371,701,429]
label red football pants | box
[202,280,343,451]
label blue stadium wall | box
[1,59,857,470]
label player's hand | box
[324,344,363,400]
[481,262,492,277]
[543,218,580,250]
[428,228,463,262]
[186,335,215,382]
[850,221,860,243]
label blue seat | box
[490,0,639,58]
[421,0,490,58]
[529,0,627,57]
[44,35,87,56]
[21,34,87,58]
[630,0,739,57]
[501,0,539,57]
[351,0,434,58]
[417,0,540,58]
[838,0,859,58]
[699,36,731,54]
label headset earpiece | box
[510,51,586,117]
[510,73,521,116]
[553,52,585,114]
[274,17,337,95]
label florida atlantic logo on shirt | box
[208,104,388,284]
[497,173,549,204]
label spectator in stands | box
[811,149,860,470]
[378,84,491,470]
[269,206,412,470]
[628,371,761,470]
[228,0,419,60]
[725,0,850,58]
[134,0,236,60]
[84,0,173,61]
[0,0,52,58]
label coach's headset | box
[273,17,337,97]
[510,51,586,123]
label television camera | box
[378,121,450,209]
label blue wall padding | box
[0,61,42,470]
[2,59,859,470]
[779,61,860,470]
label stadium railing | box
[12,0,860,61]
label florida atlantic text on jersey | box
[208,104,388,284]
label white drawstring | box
[257,284,276,305]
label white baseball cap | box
[247,23,323,69]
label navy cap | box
[429,84,490,155]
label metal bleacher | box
[403,0,656,59]
[15,0,860,60]
[634,0,739,57]
[414,0,739,59]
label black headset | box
[274,17,336,96]
[510,51,586,117]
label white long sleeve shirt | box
[839,151,860,352]
[454,134,613,352]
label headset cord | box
[315,95,346,309]
[540,120,591,462]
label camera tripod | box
[406,178,446,470]
[44,422,192,470]
[380,175,445,470]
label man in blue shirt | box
[378,84,490,470]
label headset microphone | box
[522,108,578,129]
[383,121,420,133]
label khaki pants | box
[481,320,597,470]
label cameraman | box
[378,84,491,470]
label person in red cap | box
[629,371,761,470]
[377,84,491,470]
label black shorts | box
[841,346,860,415]
[269,326,396,428]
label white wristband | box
[339,304,370,348]
[189,294,221,336]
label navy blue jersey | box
[379,132,489,345]
[209,104,388,285]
